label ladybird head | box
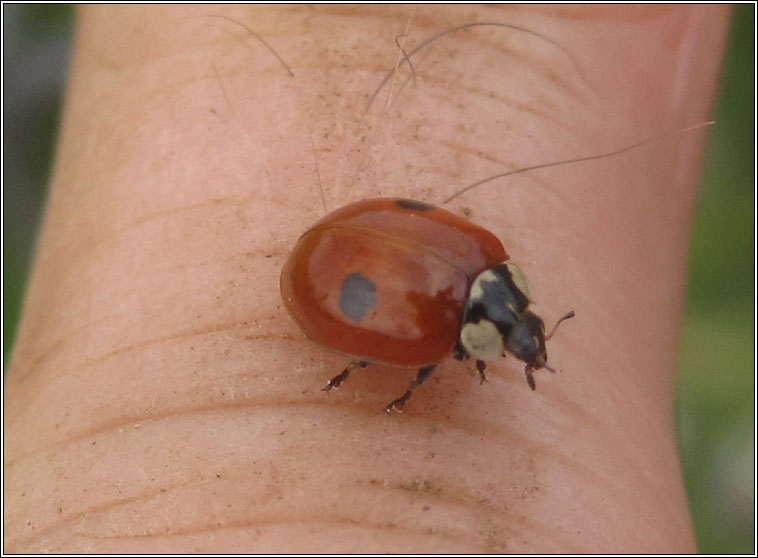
[459,263,574,388]
[511,310,574,389]
[503,311,548,368]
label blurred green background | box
[3,5,754,552]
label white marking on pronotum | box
[505,263,532,302]
[461,320,503,362]
[469,269,498,300]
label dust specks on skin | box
[354,442,544,551]
[506,454,540,504]
[401,478,444,496]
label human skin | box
[4,5,729,553]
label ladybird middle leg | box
[323,361,368,392]
[476,360,488,384]
[385,365,436,414]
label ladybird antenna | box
[545,310,575,341]
[441,121,715,204]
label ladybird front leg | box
[385,365,436,414]
[524,363,559,391]
[524,365,536,391]
[323,361,368,392]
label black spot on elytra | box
[395,199,435,211]
[340,272,377,322]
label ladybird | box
[280,197,574,413]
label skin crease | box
[4,5,729,553]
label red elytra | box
[280,198,507,368]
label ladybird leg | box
[385,365,436,414]
[476,360,488,384]
[452,342,469,361]
[323,361,369,392]
[524,363,559,391]
[524,365,536,391]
